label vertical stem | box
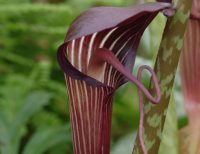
[133,0,192,153]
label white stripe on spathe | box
[93,87,98,153]
[75,80,87,154]
[78,37,85,71]
[89,85,94,154]
[87,32,97,67]
[83,82,92,153]
[67,78,76,154]
[68,78,81,154]
[99,28,117,83]
[107,36,133,86]
[109,28,131,50]
[99,27,118,48]
[71,40,75,66]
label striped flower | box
[57,2,172,154]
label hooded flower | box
[57,2,173,154]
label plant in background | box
[0,61,72,154]
[57,2,174,154]
[180,0,200,153]
[0,2,75,154]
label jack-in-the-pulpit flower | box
[57,2,173,154]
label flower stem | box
[133,0,192,153]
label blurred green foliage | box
[0,0,187,153]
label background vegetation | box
[0,0,187,153]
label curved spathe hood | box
[57,2,173,88]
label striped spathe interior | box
[65,13,156,87]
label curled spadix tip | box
[162,7,175,17]
[156,1,175,17]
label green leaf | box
[111,133,136,154]
[0,4,73,27]
[5,91,53,154]
[0,114,10,152]
[11,91,52,135]
[22,126,71,154]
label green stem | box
[133,0,192,153]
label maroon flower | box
[57,2,172,154]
